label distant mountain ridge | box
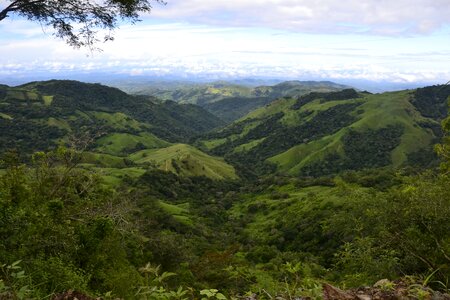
[123,80,351,122]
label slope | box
[197,86,449,176]
[0,81,235,180]
[21,80,224,140]
[129,144,237,180]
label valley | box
[0,79,449,299]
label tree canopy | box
[0,0,164,49]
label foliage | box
[411,85,450,120]
[291,88,360,110]
[331,173,450,287]
[0,0,164,49]
[435,96,450,172]
[0,80,224,160]
[0,261,33,299]
[300,125,404,176]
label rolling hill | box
[197,86,450,176]
[0,80,236,180]
[129,80,351,122]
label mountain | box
[0,80,235,180]
[197,86,450,176]
[127,80,351,122]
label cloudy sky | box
[1,0,450,87]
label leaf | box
[156,271,176,283]
[11,260,22,267]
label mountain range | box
[121,80,351,122]
[1,79,449,181]
[1,78,449,298]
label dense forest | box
[0,81,449,299]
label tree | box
[0,0,164,49]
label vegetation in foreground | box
[0,117,449,298]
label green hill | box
[0,80,235,180]
[132,80,351,122]
[198,86,449,176]
[129,144,237,180]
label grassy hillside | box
[198,87,449,176]
[132,80,351,122]
[13,80,224,142]
[129,144,237,180]
[0,80,235,180]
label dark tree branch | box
[0,0,165,49]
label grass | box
[42,96,53,106]
[201,138,228,150]
[270,92,433,173]
[86,166,147,185]
[81,152,130,168]
[129,144,238,180]
[25,92,40,101]
[234,138,266,153]
[96,132,170,156]
[243,98,293,121]
[0,112,12,120]
[88,111,145,131]
[269,130,347,174]
[158,201,193,226]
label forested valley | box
[0,80,449,299]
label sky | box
[1,0,450,89]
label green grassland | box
[84,166,147,185]
[200,138,229,150]
[42,95,53,105]
[81,152,131,168]
[233,138,266,153]
[129,144,238,180]
[158,201,193,226]
[88,111,147,131]
[95,132,170,156]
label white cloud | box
[150,0,450,35]
[1,4,449,85]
